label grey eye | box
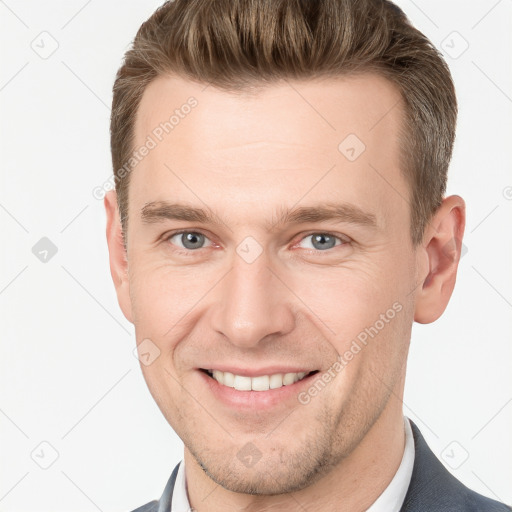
[170,231,210,250]
[299,233,342,251]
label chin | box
[190,436,336,496]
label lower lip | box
[198,370,320,410]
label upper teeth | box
[210,370,308,391]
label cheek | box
[128,262,212,338]
[286,255,410,365]
[288,263,395,329]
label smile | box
[202,369,319,391]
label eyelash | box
[163,229,349,256]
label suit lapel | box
[158,461,181,512]
[400,419,467,511]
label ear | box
[414,195,466,324]
[104,190,133,324]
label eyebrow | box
[140,201,378,230]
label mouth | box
[200,368,320,392]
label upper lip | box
[199,366,318,377]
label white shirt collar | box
[171,416,415,512]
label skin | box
[105,73,465,511]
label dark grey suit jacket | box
[132,419,511,511]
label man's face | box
[121,74,420,493]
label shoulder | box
[401,419,511,511]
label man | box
[104,0,510,510]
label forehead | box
[130,73,408,233]
[135,73,403,151]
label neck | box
[184,397,406,512]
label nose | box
[209,252,295,348]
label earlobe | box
[413,195,466,324]
[104,190,133,324]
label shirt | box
[170,415,415,512]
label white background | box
[1,0,511,510]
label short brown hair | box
[110,0,457,247]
